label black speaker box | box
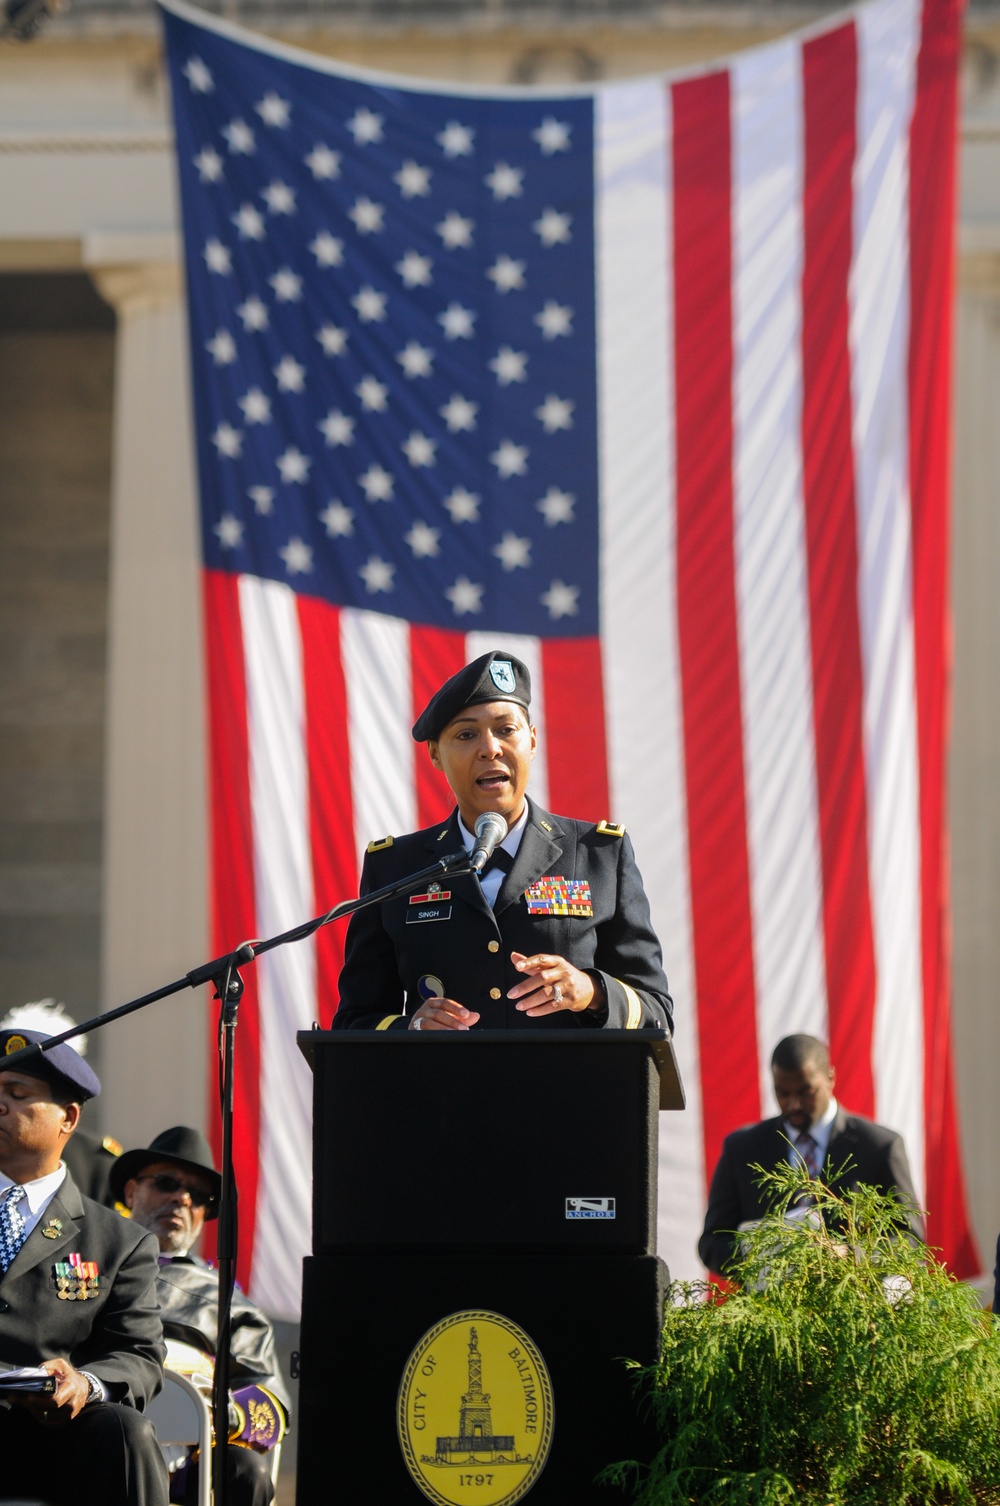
[296,1250,668,1505]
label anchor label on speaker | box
[565,1197,616,1219]
[397,1309,554,1506]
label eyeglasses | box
[135,1173,217,1210]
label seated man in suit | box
[699,1033,924,1276]
[0,1028,168,1506]
[112,1127,290,1506]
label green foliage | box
[609,1162,1000,1506]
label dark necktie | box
[0,1186,28,1273]
[478,847,514,879]
[796,1131,821,1179]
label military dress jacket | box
[0,1170,164,1407]
[698,1108,924,1275]
[156,1253,291,1415]
[332,799,673,1033]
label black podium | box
[296,1030,683,1505]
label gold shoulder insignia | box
[596,821,626,838]
[102,1135,123,1157]
[366,835,394,853]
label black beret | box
[0,1029,100,1102]
[411,651,531,742]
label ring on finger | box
[413,1016,424,1032]
[552,984,563,1004]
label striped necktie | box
[796,1131,821,1180]
[0,1186,28,1273]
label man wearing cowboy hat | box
[113,1127,290,1506]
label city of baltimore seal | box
[397,1310,555,1506]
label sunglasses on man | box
[134,1172,217,1210]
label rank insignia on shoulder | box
[367,834,394,853]
[596,820,625,838]
[102,1136,123,1157]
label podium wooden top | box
[297,1027,685,1110]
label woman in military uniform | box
[332,651,672,1034]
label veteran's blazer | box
[0,1169,165,1408]
[332,799,673,1033]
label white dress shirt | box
[786,1095,839,1169]
[0,1163,66,1241]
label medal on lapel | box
[524,877,594,917]
[42,1218,62,1240]
[54,1253,99,1300]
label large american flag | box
[161,0,976,1318]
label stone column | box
[89,251,209,1144]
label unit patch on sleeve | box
[524,877,594,917]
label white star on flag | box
[248,486,274,514]
[396,251,433,288]
[540,579,579,618]
[405,521,441,558]
[402,431,436,467]
[305,144,340,179]
[262,180,295,215]
[194,147,224,183]
[239,388,271,424]
[222,119,255,155]
[237,296,268,331]
[487,256,526,294]
[356,375,388,411]
[359,555,395,592]
[274,355,306,392]
[493,532,532,570]
[444,487,480,524]
[206,329,236,365]
[489,347,528,385]
[437,121,474,158]
[490,440,528,478]
[214,513,243,548]
[533,208,571,246]
[535,301,573,339]
[397,343,434,379]
[533,117,571,155]
[204,240,232,274]
[309,232,344,267]
[436,212,474,250]
[183,56,213,93]
[446,576,484,615]
[394,161,432,198]
[535,394,574,432]
[232,203,266,240]
[256,92,291,127]
[279,536,313,573]
[276,447,311,483]
[270,268,302,302]
[440,394,477,432]
[316,324,348,356]
[352,286,388,323]
[484,163,523,201]
[320,501,354,537]
[359,464,393,501]
[536,486,575,525]
[318,410,354,446]
[211,423,242,458]
[347,108,384,145]
[439,304,475,340]
[349,197,385,234]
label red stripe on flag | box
[298,596,358,1026]
[411,626,468,827]
[202,570,261,1286]
[801,23,877,1119]
[672,71,760,1179]
[542,638,609,818]
[908,0,977,1274]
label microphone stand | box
[1,844,478,1506]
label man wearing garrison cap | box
[0,1029,168,1506]
[333,650,672,1033]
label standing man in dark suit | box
[0,1028,168,1506]
[699,1033,923,1276]
[331,650,672,1034]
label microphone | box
[470,811,508,873]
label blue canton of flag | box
[164,3,599,636]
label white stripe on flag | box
[240,576,316,1317]
[342,609,417,851]
[852,0,925,1202]
[595,78,703,1282]
[465,631,549,811]
[731,38,829,1117]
